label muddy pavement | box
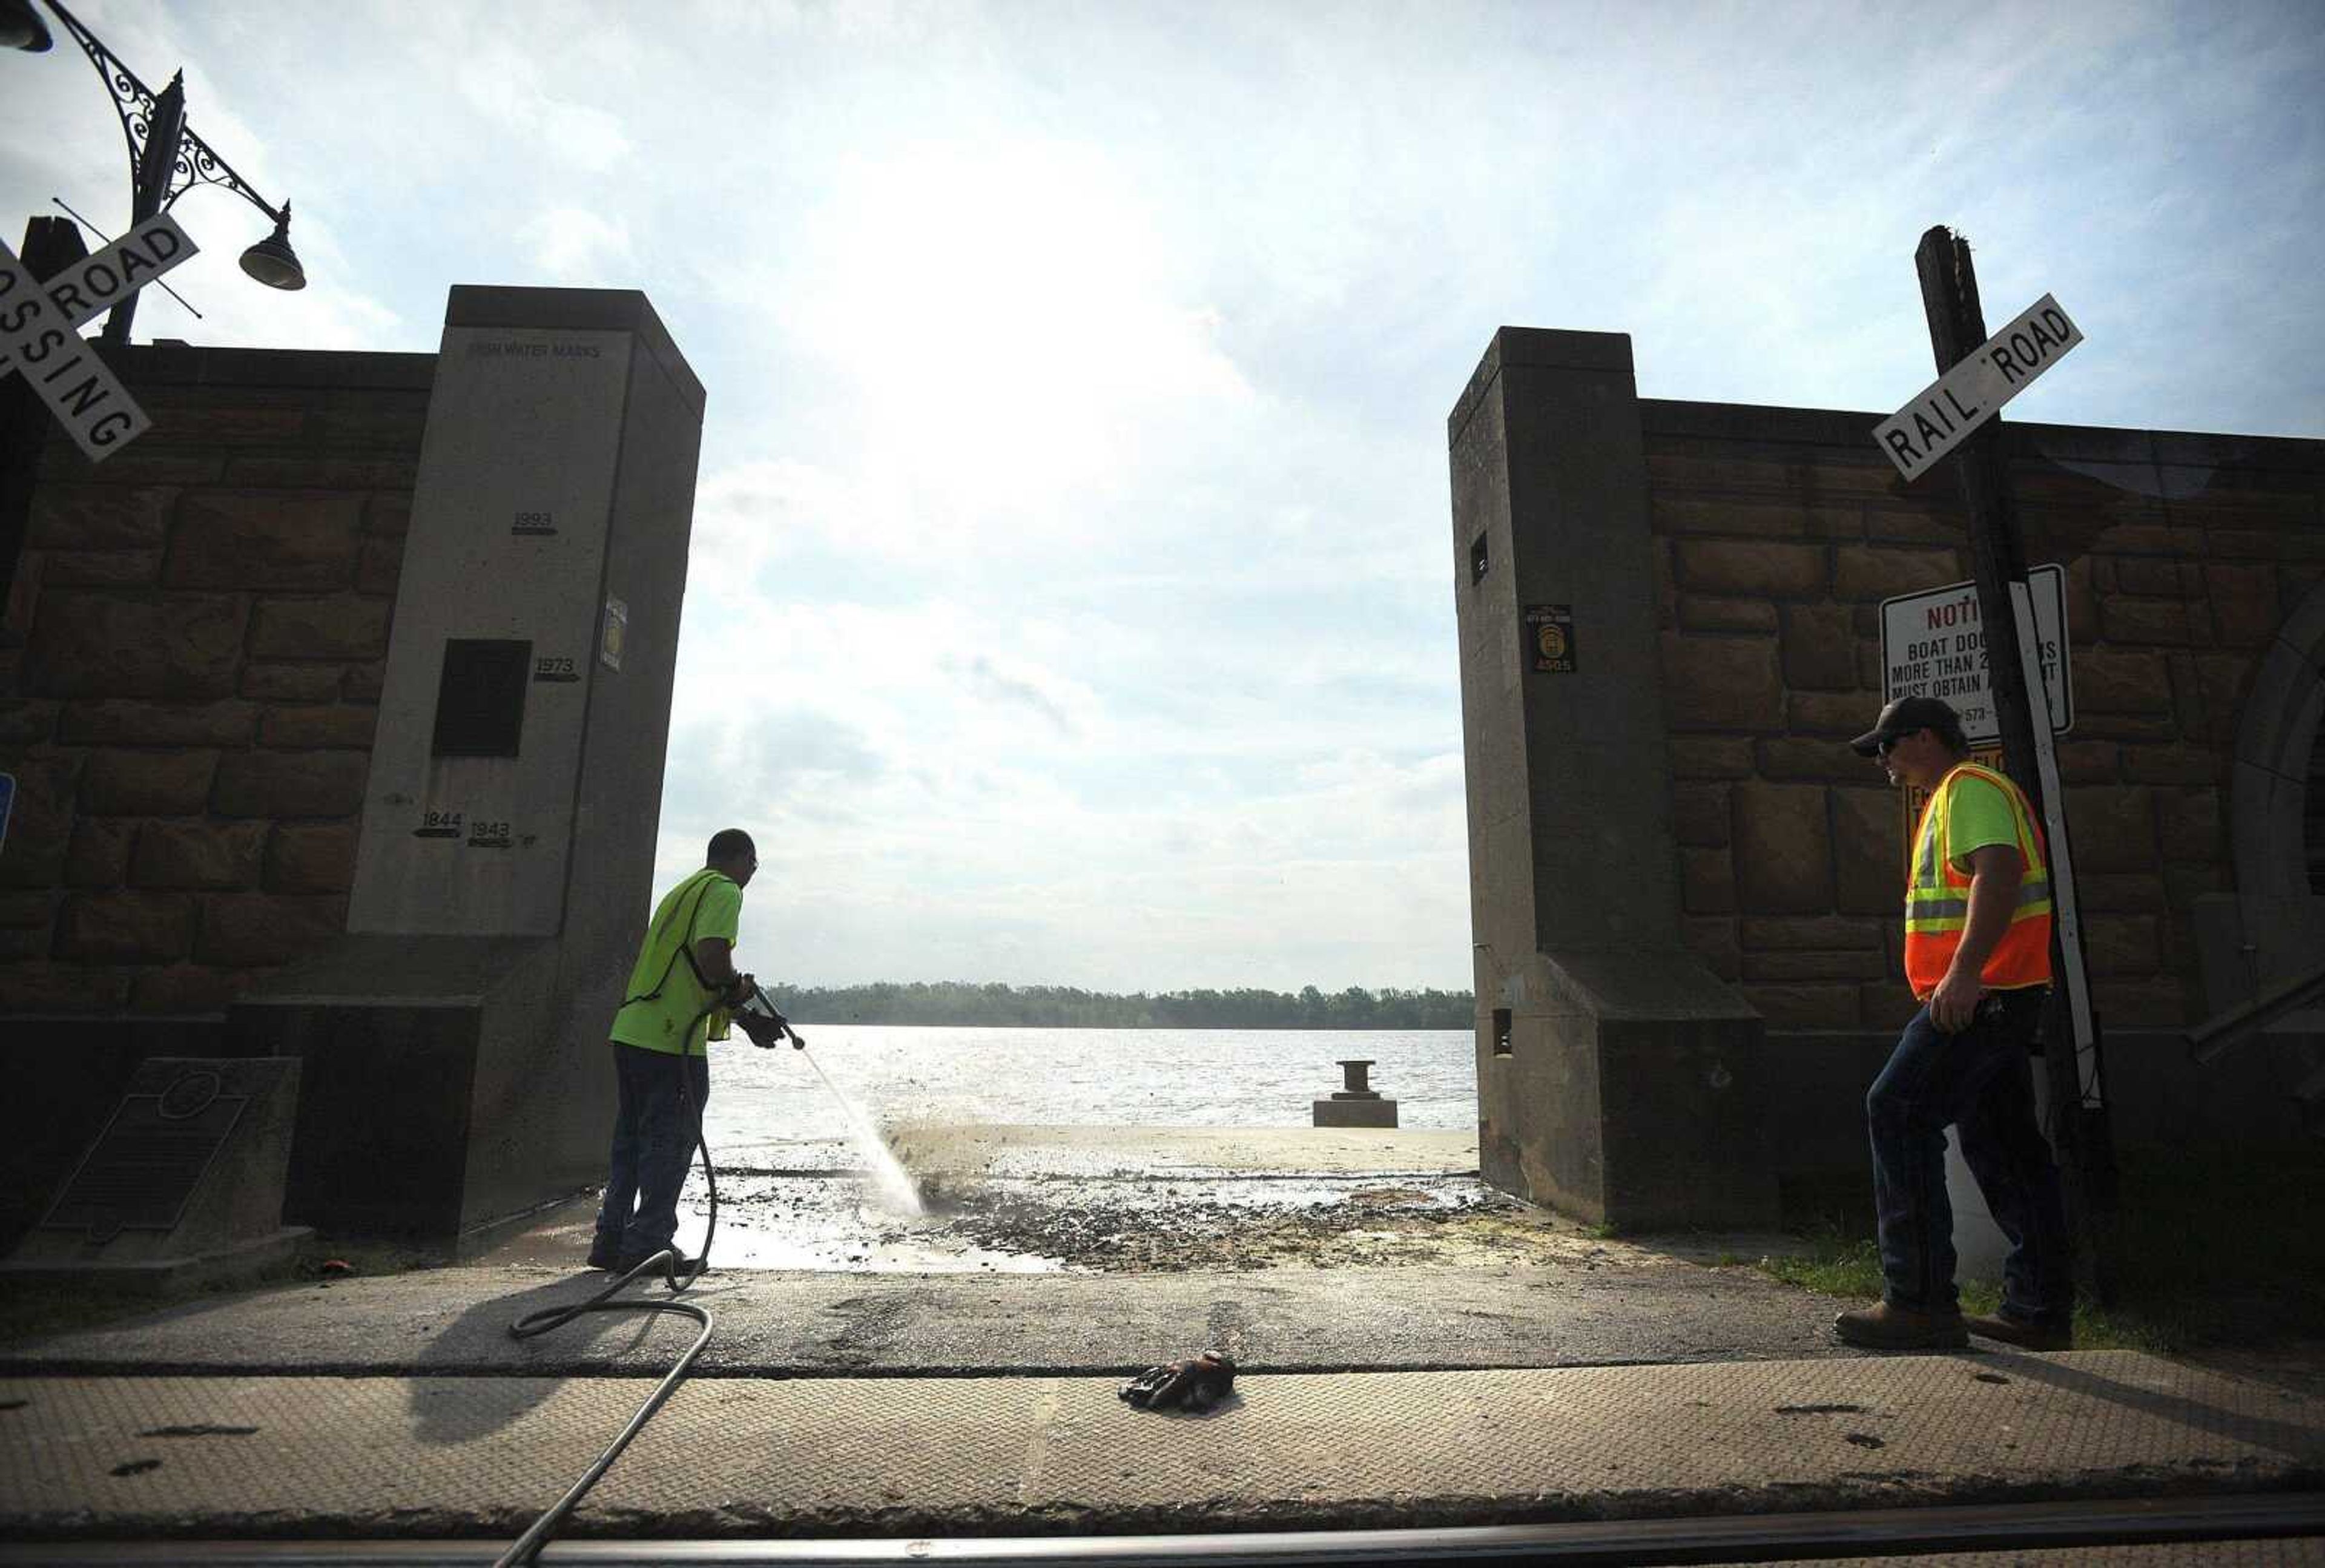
[5,1126,1862,1379]
[491,1123,1785,1276]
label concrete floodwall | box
[1450,331,1776,1230]
[2,290,707,1253]
[1453,326,2325,1224]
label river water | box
[627,1026,1483,1271]
[701,1024,1478,1164]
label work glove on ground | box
[1119,1350,1236,1411]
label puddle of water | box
[690,1170,1065,1271]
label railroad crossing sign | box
[1873,292,2082,481]
[0,212,197,461]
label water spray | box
[738,984,925,1216]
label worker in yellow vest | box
[589,828,760,1276]
[1833,697,2074,1352]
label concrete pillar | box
[1449,328,1776,1229]
[228,288,705,1250]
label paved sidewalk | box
[3,1351,2320,1541]
[0,1259,1855,1377]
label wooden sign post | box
[1907,225,2117,1300]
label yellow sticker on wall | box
[1523,604,1576,673]
[600,596,627,672]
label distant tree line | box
[762,980,1474,1030]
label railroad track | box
[3,1492,2322,1566]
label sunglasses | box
[1875,729,1922,757]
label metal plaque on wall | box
[38,1069,247,1243]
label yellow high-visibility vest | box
[1904,761,2053,998]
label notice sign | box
[1872,293,2082,481]
[1880,565,2072,743]
[1524,604,1576,673]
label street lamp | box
[0,0,51,54]
[13,0,305,344]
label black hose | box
[492,1007,734,1566]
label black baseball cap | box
[1850,696,1961,757]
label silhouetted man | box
[590,828,759,1274]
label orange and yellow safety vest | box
[1903,761,2053,999]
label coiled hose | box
[492,992,793,1566]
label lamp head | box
[239,203,305,291]
[1,0,54,50]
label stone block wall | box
[0,346,434,1015]
[1644,401,2325,1032]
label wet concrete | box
[0,1258,1859,1378]
[474,1123,1652,1275]
[6,1125,1839,1377]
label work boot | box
[1967,1311,2073,1351]
[616,1245,705,1278]
[585,1237,624,1271]
[1833,1300,1969,1350]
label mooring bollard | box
[1313,1057,1398,1128]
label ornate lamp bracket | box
[42,0,158,196]
[43,0,284,225]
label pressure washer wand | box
[735,981,806,1051]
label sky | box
[4,1,2320,993]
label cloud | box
[10,0,2319,994]
[764,135,1259,525]
[943,654,1090,739]
[687,456,921,581]
[521,208,633,282]
[670,736,1469,991]
[446,27,635,176]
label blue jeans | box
[595,1042,710,1259]
[1867,988,2073,1323]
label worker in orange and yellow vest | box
[1832,696,2075,1352]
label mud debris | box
[874,1181,1589,1272]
